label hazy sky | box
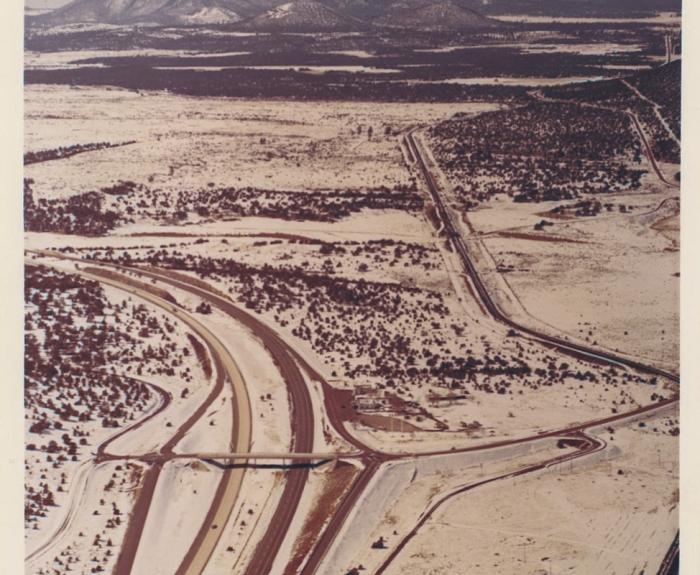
[24,0,683,13]
[26,0,72,9]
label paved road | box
[29,251,359,575]
[24,266,175,568]
[378,129,680,574]
[625,110,679,188]
[374,431,606,574]
[296,127,681,573]
[665,34,673,64]
[30,192,679,574]
[108,265,382,575]
[405,130,679,385]
[657,531,680,575]
[622,79,680,146]
[92,263,316,575]
[49,263,253,575]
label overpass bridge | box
[185,452,362,461]
[134,451,364,464]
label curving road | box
[374,431,607,574]
[532,90,680,189]
[41,254,317,575]
[29,155,680,575]
[46,262,253,575]
[103,265,316,575]
[404,129,679,385]
[22,271,174,570]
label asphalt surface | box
[368,129,680,574]
[25,53,681,575]
[374,431,606,575]
[44,263,253,575]
[295,128,681,573]
[533,90,679,190]
[404,130,679,385]
[30,252,356,575]
[657,531,680,575]
[128,268,383,575]
[626,110,679,188]
[29,144,680,575]
[101,265,317,575]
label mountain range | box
[376,1,499,31]
[31,0,504,30]
[239,1,359,31]
[29,0,681,28]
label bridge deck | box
[171,452,361,461]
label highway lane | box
[299,458,381,575]
[40,262,253,575]
[84,261,316,575]
[388,129,680,575]
[124,266,316,575]
[375,399,677,575]
[30,251,369,575]
[374,431,606,574]
[104,266,387,575]
[127,266,401,575]
[405,129,679,385]
[626,110,679,188]
[30,200,680,574]
[89,262,388,575]
[23,322,173,566]
[299,127,681,568]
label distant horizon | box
[24,0,683,13]
[26,0,71,9]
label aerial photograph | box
[21,0,682,574]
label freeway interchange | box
[25,127,679,575]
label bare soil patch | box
[357,414,424,433]
[284,462,359,575]
[494,231,588,244]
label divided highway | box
[29,136,680,575]
[30,260,253,575]
[109,265,316,575]
[404,129,679,386]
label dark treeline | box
[24,141,135,166]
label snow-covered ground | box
[131,460,221,575]
[382,408,679,575]
[417,117,679,371]
[24,78,679,574]
[407,76,606,87]
[24,85,499,200]
[26,460,147,575]
[454,183,679,370]
[320,436,578,574]
[24,261,209,560]
[24,50,251,70]
[495,12,681,25]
